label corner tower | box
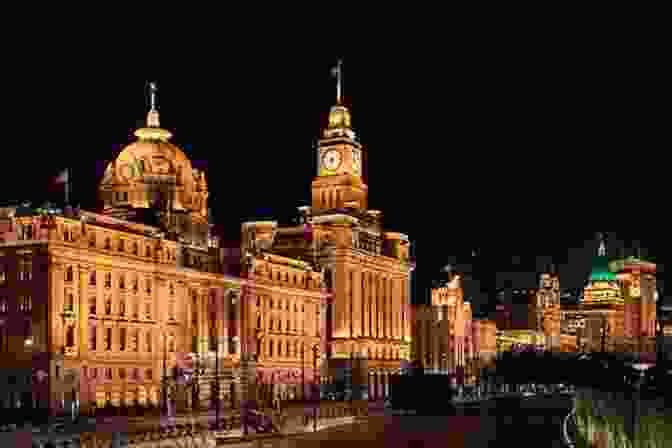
[311,60,368,211]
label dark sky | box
[1,31,665,311]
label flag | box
[51,168,71,205]
[53,169,69,184]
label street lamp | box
[161,332,168,416]
[312,344,320,432]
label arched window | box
[257,314,262,329]
[269,339,274,358]
[119,274,125,289]
[146,332,152,352]
[133,242,138,255]
[65,266,73,282]
[105,272,111,288]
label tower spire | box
[146,81,160,128]
[331,59,343,105]
[135,81,172,141]
[597,232,606,257]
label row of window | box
[83,365,153,382]
[88,327,174,353]
[261,269,316,288]
[84,295,155,320]
[66,267,159,294]
[80,228,177,262]
[0,260,33,284]
[0,295,32,313]
[260,316,293,333]
[256,295,305,313]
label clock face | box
[352,149,361,174]
[323,150,342,171]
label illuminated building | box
[534,271,561,351]
[0,85,324,417]
[411,273,486,386]
[471,318,497,368]
[560,233,657,358]
[238,63,414,401]
[237,231,326,403]
[610,255,657,360]
[493,288,546,352]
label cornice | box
[240,279,325,299]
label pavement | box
[229,394,575,447]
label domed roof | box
[100,110,193,185]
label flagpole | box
[65,168,70,206]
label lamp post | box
[214,339,220,430]
[312,344,319,432]
[301,341,305,402]
[161,332,168,416]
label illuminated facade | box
[411,273,485,385]
[239,69,414,401]
[472,318,497,367]
[560,235,657,358]
[534,272,561,351]
[0,87,325,417]
[237,233,326,403]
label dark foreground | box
[274,394,573,448]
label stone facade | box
[0,87,325,417]
[244,94,414,401]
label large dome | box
[99,105,208,219]
[101,112,193,186]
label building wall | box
[1,210,324,415]
[240,251,325,402]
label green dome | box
[589,254,617,282]
[590,270,617,282]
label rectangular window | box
[89,297,96,315]
[0,266,6,286]
[119,328,126,351]
[19,258,32,281]
[20,296,32,313]
[106,328,112,350]
[89,326,97,350]
[89,271,96,286]
[0,297,7,313]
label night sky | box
[1,34,665,311]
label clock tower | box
[311,61,368,211]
